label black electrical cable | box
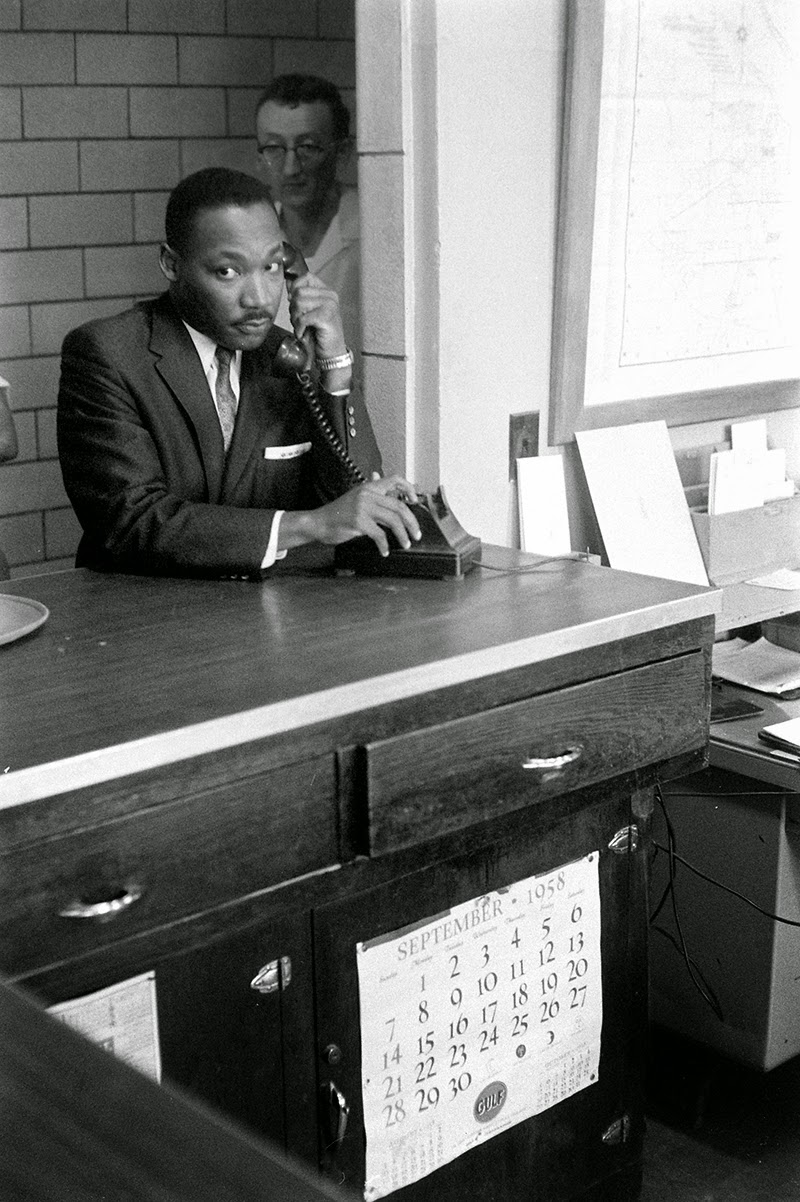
[650,924,723,1020]
[652,784,724,1020]
[648,866,672,925]
[476,553,592,574]
[652,777,800,1027]
[651,839,800,929]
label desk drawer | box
[365,653,707,854]
[0,755,336,975]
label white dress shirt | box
[183,322,284,570]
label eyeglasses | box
[257,140,340,168]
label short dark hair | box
[165,168,275,254]
[256,74,351,142]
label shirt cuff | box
[260,510,287,569]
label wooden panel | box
[0,979,348,1202]
[15,898,320,1165]
[365,653,707,854]
[0,756,336,975]
[156,908,316,1155]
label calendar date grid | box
[365,865,599,1134]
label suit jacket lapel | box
[149,296,226,502]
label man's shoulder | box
[337,186,359,242]
[62,295,168,355]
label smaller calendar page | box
[48,970,161,1082]
[356,854,602,1200]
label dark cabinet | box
[314,787,647,1201]
[13,781,650,1201]
[0,978,350,1202]
[14,899,315,1157]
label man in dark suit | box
[57,167,420,578]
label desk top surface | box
[0,556,718,809]
[717,580,800,634]
[710,681,800,790]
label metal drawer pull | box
[58,884,142,921]
[250,955,292,994]
[521,745,583,771]
[321,1080,350,1151]
[608,825,639,854]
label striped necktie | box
[214,346,238,453]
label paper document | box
[761,450,793,502]
[712,637,800,696]
[709,449,765,514]
[576,421,708,586]
[730,419,768,463]
[517,455,571,555]
[759,716,800,756]
[48,971,161,1081]
[746,569,800,591]
[711,421,792,511]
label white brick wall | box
[0,0,355,576]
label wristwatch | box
[316,347,354,372]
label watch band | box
[316,347,354,372]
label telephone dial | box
[275,244,481,578]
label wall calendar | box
[47,970,161,1082]
[356,853,603,1199]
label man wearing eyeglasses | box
[255,74,361,362]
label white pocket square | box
[263,442,312,460]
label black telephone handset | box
[274,243,365,489]
[276,243,481,578]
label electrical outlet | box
[509,411,540,480]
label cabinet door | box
[22,906,316,1160]
[156,908,315,1155]
[313,789,645,1201]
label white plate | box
[0,594,49,646]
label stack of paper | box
[712,637,800,696]
[758,717,800,755]
[709,420,794,515]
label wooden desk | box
[649,571,800,1070]
[709,685,800,787]
[717,580,800,636]
[0,559,716,1200]
[651,681,800,1070]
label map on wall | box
[583,0,799,409]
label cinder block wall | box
[0,0,355,578]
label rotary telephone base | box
[334,486,482,579]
